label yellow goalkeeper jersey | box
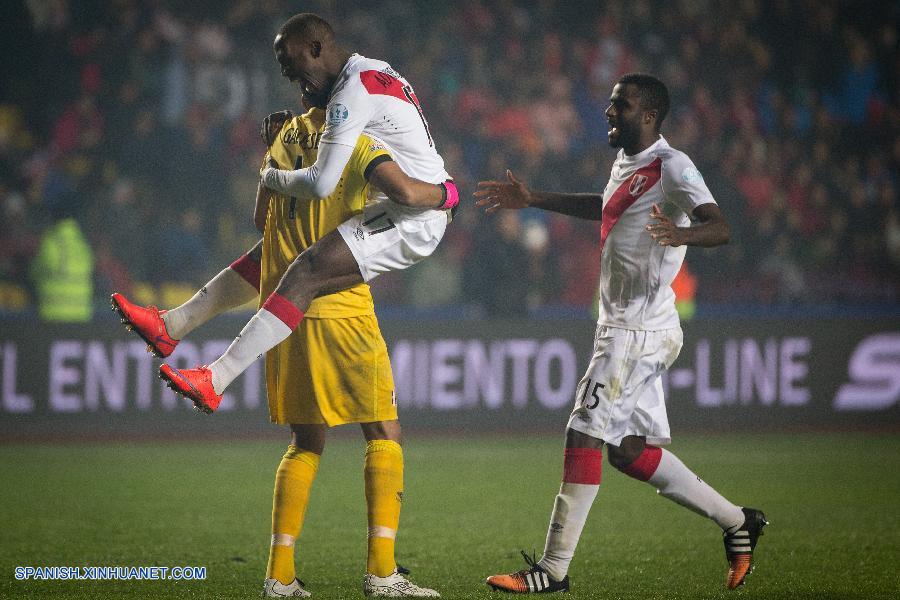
[260,108,391,318]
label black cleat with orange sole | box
[724,507,768,589]
[486,551,569,594]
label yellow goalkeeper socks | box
[364,439,404,577]
[266,445,320,585]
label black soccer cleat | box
[723,507,768,589]
[486,551,570,593]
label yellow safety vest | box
[31,218,94,322]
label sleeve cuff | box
[363,154,394,181]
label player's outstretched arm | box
[260,141,356,199]
[369,161,459,209]
[474,170,603,220]
[646,202,730,247]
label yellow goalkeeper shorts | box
[265,315,397,426]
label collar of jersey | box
[619,134,667,164]
[328,53,360,103]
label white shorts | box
[567,325,683,447]
[337,201,449,282]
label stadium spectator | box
[30,198,94,322]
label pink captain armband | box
[438,179,459,210]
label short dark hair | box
[279,13,335,42]
[617,73,670,129]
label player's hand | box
[646,204,685,246]
[473,170,532,214]
[261,110,293,147]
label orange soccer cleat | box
[110,293,179,357]
[723,507,769,589]
[486,551,569,594]
[159,364,222,413]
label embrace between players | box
[111,12,766,599]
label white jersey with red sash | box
[322,54,449,187]
[597,135,715,331]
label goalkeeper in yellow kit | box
[110,94,447,597]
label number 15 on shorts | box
[579,378,606,410]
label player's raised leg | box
[485,429,600,593]
[111,240,263,357]
[360,420,439,598]
[159,228,361,412]
[607,436,768,589]
[263,425,325,598]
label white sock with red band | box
[228,253,262,291]
[622,446,744,532]
[208,292,304,394]
[538,448,602,581]
[163,254,261,340]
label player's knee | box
[290,424,326,454]
[607,445,640,471]
[608,435,647,470]
[298,246,330,281]
[278,252,320,297]
[361,419,402,443]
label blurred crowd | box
[1,0,898,319]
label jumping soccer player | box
[475,73,767,593]
[157,13,457,423]
[112,96,441,597]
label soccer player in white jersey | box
[475,73,767,593]
[158,14,457,420]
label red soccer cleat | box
[110,293,179,358]
[159,364,222,413]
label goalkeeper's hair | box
[279,13,336,43]
[617,73,670,130]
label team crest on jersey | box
[369,140,386,152]
[629,174,648,196]
[682,166,703,183]
[327,103,349,125]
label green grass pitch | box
[1,432,898,599]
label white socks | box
[163,267,258,340]
[538,481,599,581]
[537,447,602,581]
[646,449,745,532]
[208,308,293,394]
[538,444,746,582]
